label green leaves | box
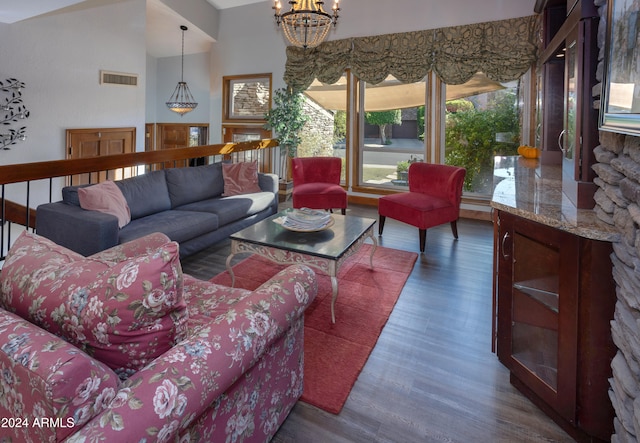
[445,91,519,192]
[264,88,309,158]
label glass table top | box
[230,209,376,260]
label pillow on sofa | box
[0,231,188,380]
[222,161,262,196]
[78,180,131,228]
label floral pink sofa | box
[0,231,317,442]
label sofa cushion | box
[222,162,262,196]
[117,210,219,245]
[114,170,171,220]
[165,162,225,208]
[62,183,91,206]
[0,309,121,442]
[176,192,274,226]
[78,180,131,228]
[0,231,188,380]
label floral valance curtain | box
[284,15,540,92]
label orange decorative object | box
[517,145,540,159]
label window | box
[360,75,426,189]
[444,75,521,196]
[222,74,271,123]
[298,71,530,200]
[302,75,348,183]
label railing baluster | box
[25,181,30,232]
[1,184,5,259]
[6,221,11,257]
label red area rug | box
[210,244,417,414]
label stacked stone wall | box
[231,82,270,117]
[298,98,335,157]
[592,0,640,441]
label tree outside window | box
[445,85,520,194]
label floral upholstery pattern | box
[0,231,188,380]
[0,232,317,442]
[0,309,121,442]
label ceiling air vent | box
[100,70,138,86]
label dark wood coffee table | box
[227,209,377,323]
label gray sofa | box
[36,162,279,257]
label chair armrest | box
[258,172,279,194]
[258,172,279,213]
[70,264,317,442]
[0,309,120,442]
[36,202,119,256]
[88,232,172,262]
[409,163,466,206]
[446,167,466,207]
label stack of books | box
[282,208,332,230]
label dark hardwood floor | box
[180,204,574,443]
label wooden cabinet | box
[494,209,616,442]
[535,0,599,208]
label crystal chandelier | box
[166,25,198,116]
[273,0,340,49]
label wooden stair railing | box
[0,139,279,259]
[0,200,36,229]
[0,140,279,185]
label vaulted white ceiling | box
[0,0,266,57]
[0,0,89,23]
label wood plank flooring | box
[180,204,574,443]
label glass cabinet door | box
[511,231,560,390]
[496,212,579,423]
[562,28,578,183]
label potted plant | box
[264,87,308,184]
[395,156,422,186]
[396,160,410,184]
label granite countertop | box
[490,156,619,242]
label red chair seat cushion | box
[292,183,347,210]
[379,192,457,229]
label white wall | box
[146,54,158,123]
[159,0,220,41]
[154,51,212,125]
[0,0,147,166]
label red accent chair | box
[378,162,466,252]
[292,157,347,215]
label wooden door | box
[145,123,155,152]
[66,127,135,185]
[155,123,209,169]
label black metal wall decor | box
[1,78,29,150]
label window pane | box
[302,76,347,182]
[361,75,426,189]
[445,74,521,196]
